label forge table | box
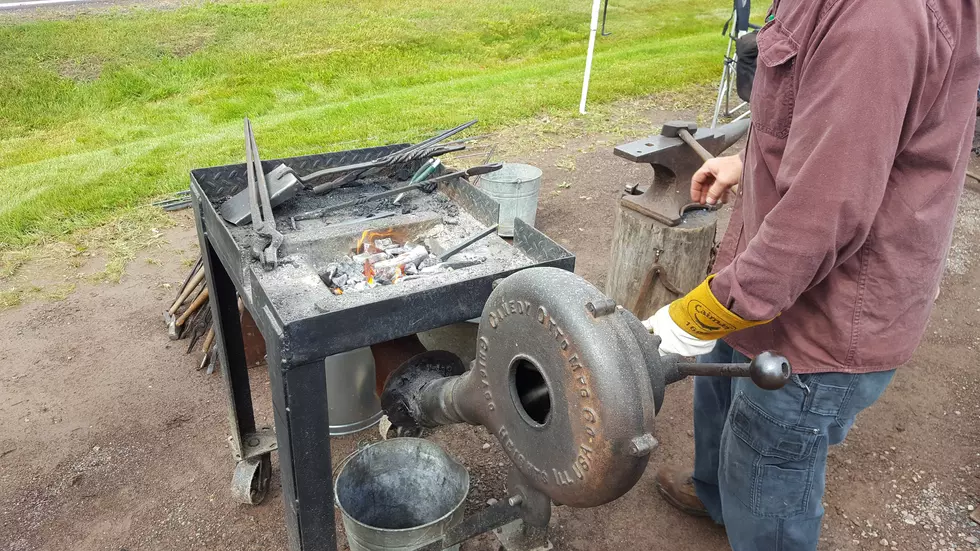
[189,144,575,551]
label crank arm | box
[662,351,792,390]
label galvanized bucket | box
[477,163,542,237]
[335,438,469,551]
[325,347,383,436]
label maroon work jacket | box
[711,0,980,373]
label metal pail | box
[335,438,469,551]
[325,347,383,436]
[476,163,543,237]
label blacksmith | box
[644,0,980,548]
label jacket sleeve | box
[709,9,919,321]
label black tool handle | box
[461,163,503,176]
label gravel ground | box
[0,112,978,550]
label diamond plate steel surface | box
[191,144,413,202]
[513,218,568,263]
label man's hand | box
[691,154,743,205]
[642,305,718,357]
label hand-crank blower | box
[379,267,790,550]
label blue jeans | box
[693,342,895,550]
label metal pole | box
[711,11,738,128]
[579,0,603,114]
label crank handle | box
[667,351,792,390]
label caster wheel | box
[231,453,272,505]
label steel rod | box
[674,362,751,378]
[293,164,501,222]
[416,500,523,551]
[308,143,466,194]
[673,351,792,390]
[302,119,477,192]
[294,178,442,222]
[402,118,478,155]
[439,224,499,261]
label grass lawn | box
[0,0,741,249]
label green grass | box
[0,0,738,249]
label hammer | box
[659,122,714,163]
[168,267,205,316]
[168,287,209,340]
[164,266,205,332]
[660,121,727,211]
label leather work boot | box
[655,468,710,517]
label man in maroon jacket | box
[644,0,980,548]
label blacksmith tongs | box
[244,117,283,270]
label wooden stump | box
[606,206,718,320]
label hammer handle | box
[678,129,714,163]
[200,327,215,354]
[966,170,980,193]
[169,268,205,315]
[177,287,210,327]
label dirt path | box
[2,112,979,551]
[0,0,196,19]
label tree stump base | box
[606,205,718,320]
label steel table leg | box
[205,241,257,452]
[199,238,278,505]
[267,351,337,551]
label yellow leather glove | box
[668,275,771,339]
[643,276,771,356]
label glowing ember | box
[355,230,371,254]
[363,260,375,286]
[355,228,395,254]
[322,229,471,295]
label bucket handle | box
[332,440,373,480]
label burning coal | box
[355,229,395,255]
[319,234,486,295]
[363,260,376,287]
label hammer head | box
[660,121,699,138]
[616,119,749,164]
[167,316,180,340]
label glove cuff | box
[668,275,770,340]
